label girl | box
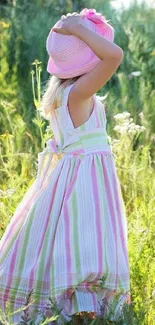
[0,8,131,324]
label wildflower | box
[113,112,146,136]
[113,112,131,122]
[140,126,146,131]
[113,125,129,134]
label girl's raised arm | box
[53,14,123,99]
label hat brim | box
[47,54,101,79]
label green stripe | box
[71,163,80,311]
[0,228,23,264]
[72,191,81,273]
[59,128,64,143]
[80,123,86,131]
[99,109,103,126]
[72,189,80,312]
[96,158,109,273]
[51,248,55,298]
[13,207,36,298]
[81,132,106,141]
[35,216,51,294]
[118,276,123,290]
[56,109,63,143]
[81,137,108,147]
[65,141,81,150]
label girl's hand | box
[52,12,84,35]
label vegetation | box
[0,0,155,324]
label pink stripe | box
[71,149,84,155]
[91,160,103,273]
[101,156,118,288]
[63,158,81,286]
[3,239,20,300]
[95,105,100,127]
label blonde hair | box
[40,75,80,120]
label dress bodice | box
[49,84,108,147]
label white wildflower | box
[129,124,141,131]
[113,111,131,122]
[122,112,131,118]
[140,126,146,131]
[129,123,136,128]
[114,125,129,134]
[6,189,15,197]
[113,125,121,132]
[127,129,137,134]
[134,125,141,131]
[113,113,124,121]
[121,119,130,124]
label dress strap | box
[102,103,107,125]
[61,83,74,107]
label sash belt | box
[35,128,116,190]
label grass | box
[0,288,144,325]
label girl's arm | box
[53,15,123,98]
[73,23,123,61]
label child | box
[0,8,131,324]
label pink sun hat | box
[46,8,114,79]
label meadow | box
[0,0,155,324]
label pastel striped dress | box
[0,84,131,323]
